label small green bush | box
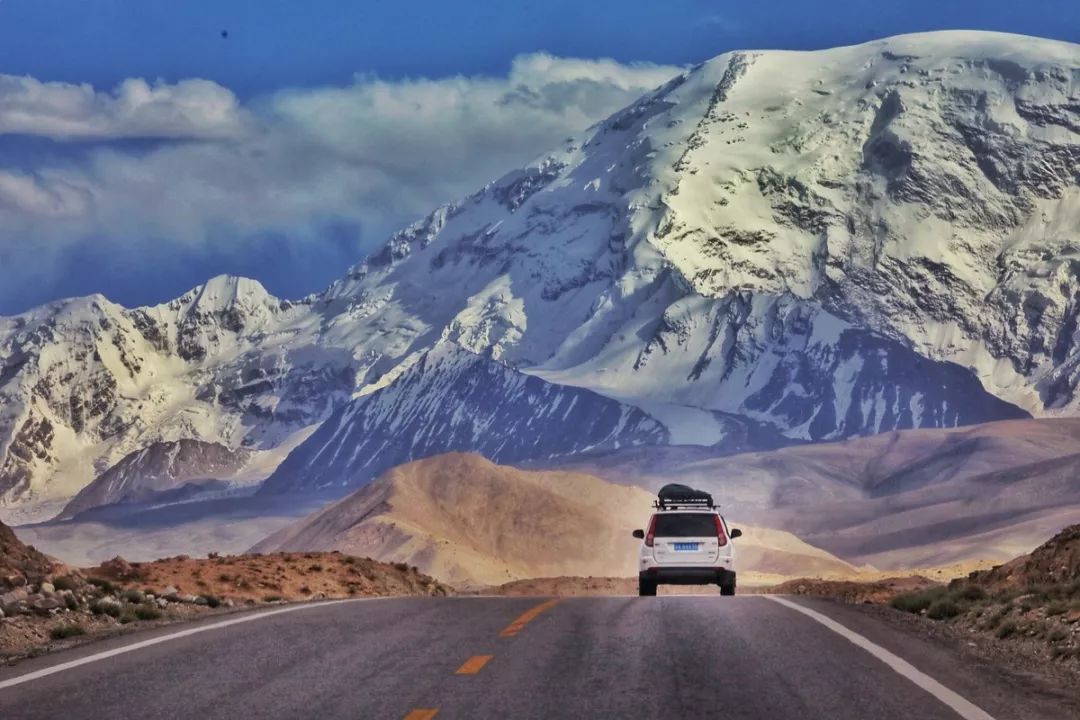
[1046,602,1068,617]
[118,611,136,625]
[262,594,283,603]
[957,585,986,602]
[121,589,145,604]
[133,604,161,621]
[52,576,79,591]
[87,578,114,594]
[50,624,86,640]
[890,587,948,614]
[200,595,221,608]
[1047,627,1068,642]
[308,564,324,573]
[90,599,121,618]
[63,594,79,611]
[996,621,1018,639]
[927,600,963,620]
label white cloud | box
[0,54,683,311]
[0,75,249,140]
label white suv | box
[632,485,741,597]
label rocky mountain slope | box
[260,342,782,494]
[252,452,859,587]
[58,440,252,520]
[2,31,1077,507]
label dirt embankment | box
[763,525,1080,675]
[1,518,451,661]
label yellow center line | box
[455,654,494,675]
[499,598,561,638]
[403,710,438,720]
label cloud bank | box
[0,55,682,313]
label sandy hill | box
[252,453,858,587]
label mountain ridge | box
[2,30,1078,506]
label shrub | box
[308,564,324,573]
[88,578,114,594]
[1047,627,1068,643]
[63,594,79,611]
[1046,602,1068,617]
[262,594,283,603]
[133,604,162,621]
[118,611,136,625]
[50,624,86,640]
[90,599,121,618]
[957,585,986,602]
[996,621,1018,639]
[927,600,962,620]
[218,573,232,583]
[200,595,221,608]
[121,589,145,604]
[890,587,947,614]
[52,576,79,592]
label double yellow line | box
[405,598,562,719]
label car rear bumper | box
[641,567,735,585]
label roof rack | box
[654,483,715,510]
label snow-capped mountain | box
[259,342,674,494]
[2,31,1077,507]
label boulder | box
[39,582,55,595]
[0,588,29,606]
[28,594,63,615]
[97,557,138,581]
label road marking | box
[0,599,367,691]
[499,598,560,637]
[455,654,494,675]
[403,709,438,720]
[766,596,997,720]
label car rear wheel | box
[638,578,657,596]
[719,574,736,596]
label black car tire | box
[720,573,736,596]
[638,578,657,596]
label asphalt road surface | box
[0,596,1075,719]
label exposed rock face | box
[58,440,252,519]
[0,520,56,590]
[970,524,1080,588]
[2,31,1078,506]
[259,344,671,494]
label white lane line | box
[766,596,996,720]
[0,599,368,691]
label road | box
[0,596,1074,719]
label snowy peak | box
[1,31,1077,508]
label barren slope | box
[252,453,857,587]
[554,418,1080,568]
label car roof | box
[653,508,720,514]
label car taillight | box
[645,515,657,547]
[714,515,728,547]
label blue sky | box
[0,0,1077,314]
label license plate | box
[673,542,700,551]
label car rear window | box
[653,513,717,537]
